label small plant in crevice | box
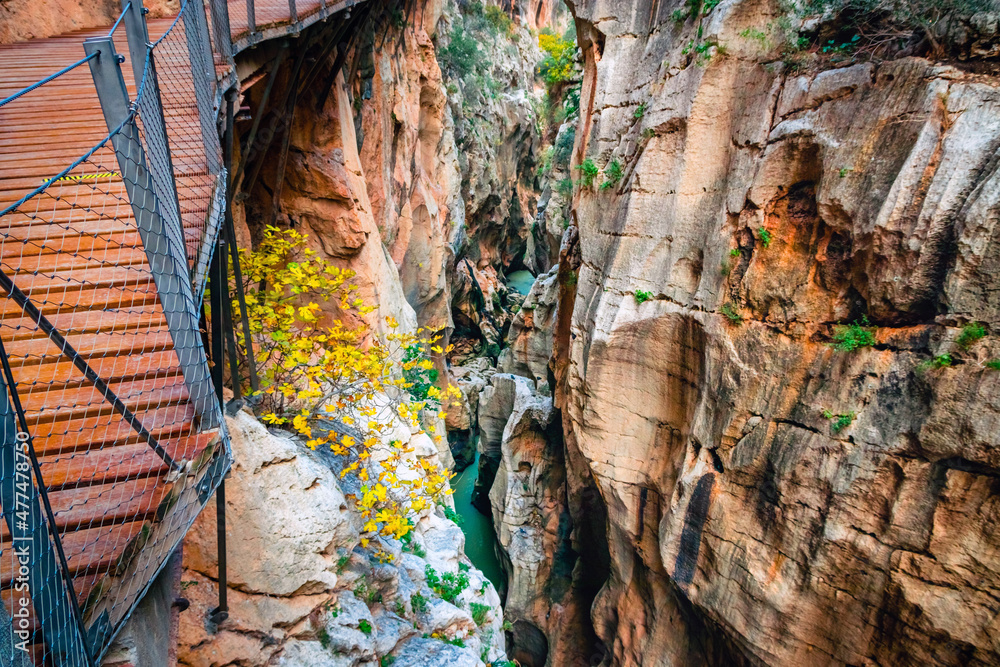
[556,178,574,198]
[918,354,953,373]
[317,626,332,650]
[720,260,732,277]
[634,289,654,305]
[838,167,853,178]
[634,102,647,119]
[672,8,688,22]
[757,226,773,248]
[721,302,742,324]
[986,359,1000,370]
[822,409,855,434]
[381,656,397,667]
[441,504,464,526]
[576,159,599,187]
[410,592,429,613]
[501,619,513,632]
[425,565,470,604]
[359,619,373,636]
[336,554,351,573]
[729,248,742,258]
[470,602,492,626]
[957,321,986,349]
[831,316,876,352]
[642,127,656,139]
[601,159,623,190]
[739,27,769,48]
[394,600,407,616]
[400,531,427,558]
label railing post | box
[0,344,91,667]
[208,0,233,62]
[183,0,223,174]
[83,36,221,432]
[246,0,256,42]
[119,0,185,242]
[288,0,298,28]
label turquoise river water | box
[452,451,506,589]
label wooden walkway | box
[0,0,355,661]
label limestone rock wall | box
[553,0,1000,664]
[178,411,507,666]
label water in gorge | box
[506,269,536,295]
[452,449,506,590]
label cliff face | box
[553,0,1000,664]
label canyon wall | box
[552,0,1000,664]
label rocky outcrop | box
[178,411,507,666]
[498,264,560,386]
[550,0,1000,664]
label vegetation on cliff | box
[230,227,462,557]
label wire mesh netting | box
[0,0,232,664]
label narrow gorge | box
[146,0,1000,663]
[1,0,998,664]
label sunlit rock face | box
[557,0,1000,664]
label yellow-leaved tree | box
[230,226,460,556]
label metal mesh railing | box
[0,1,231,664]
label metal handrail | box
[0,336,95,667]
[107,1,133,36]
[0,52,98,109]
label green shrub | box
[410,592,429,613]
[442,505,464,525]
[634,290,653,305]
[470,602,492,626]
[538,32,576,85]
[439,26,481,79]
[957,322,986,348]
[556,178,574,198]
[553,127,576,169]
[822,410,855,433]
[832,316,876,352]
[986,359,1000,370]
[721,302,742,324]
[381,656,396,667]
[918,354,953,372]
[758,226,772,248]
[483,4,513,35]
[600,159,623,190]
[425,565,470,604]
[576,159,599,187]
[359,619,373,635]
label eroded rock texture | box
[556,0,1000,664]
[178,411,507,666]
